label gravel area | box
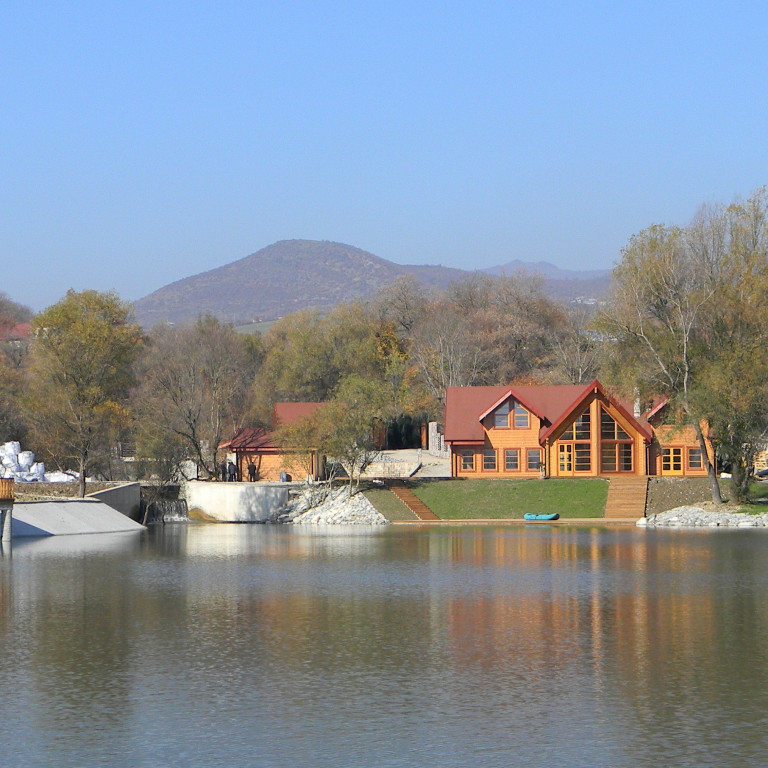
[279,486,389,525]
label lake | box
[1,523,768,767]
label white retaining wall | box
[184,481,293,522]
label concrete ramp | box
[11,500,146,537]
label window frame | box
[504,448,520,472]
[526,448,542,472]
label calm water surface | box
[1,523,768,767]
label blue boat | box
[523,512,560,521]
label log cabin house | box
[444,380,710,479]
[222,402,325,482]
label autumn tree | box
[278,375,387,497]
[409,272,564,404]
[688,191,768,500]
[133,315,259,480]
[251,303,417,418]
[24,290,143,497]
[550,305,601,384]
[0,293,33,442]
[601,188,768,504]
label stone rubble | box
[638,505,768,528]
[279,485,389,526]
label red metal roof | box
[273,402,324,426]
[221,402,326,452]
[444,380,653,445]
[226,427,276,451]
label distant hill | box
[133,240,611,327]
[482,259,612,302]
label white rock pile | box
[0,441,74,483]
[638,505,768,528]
[279,486,388,525]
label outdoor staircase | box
[604,477,648,519]
[389,483,440,521]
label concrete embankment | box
[12,499,144,539]
[11,499,146,537]
[184,480,293,522]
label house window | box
[688,448,703,470]
[558,410,592,473]
[527,448,541,471]
[561,410,591,441]
[460,450,475,471]
[493,401,510,428]
[600,410,630,440]
[600,409,633,473]
[575,444,591,472]
[513,403,530,429]
[483,449,497,471]
[505,448,520,471]
[662,447,683,472]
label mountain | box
[482,259,612,302]
[132,240,611,327]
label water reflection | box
[1,525,768,767]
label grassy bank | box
[366,478,608,520]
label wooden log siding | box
[0,478,14,502]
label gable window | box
[493,401,510,428]
[483,449,497,471]
[513,403,530,429]
[505,448,520,471]
[460,450,475,471]
[600,409,633,473]
[561,410,591,441]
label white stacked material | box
[0,441,73,483]
[282,486,388,525]
[638,505,768,528]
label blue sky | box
[3,1,767,310]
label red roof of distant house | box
[0,322,31,341]
[273,402,324,426]
[220,402,326,452]
[221,427,276,451]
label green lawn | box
[404,478,608,519]
[735,480,768,513]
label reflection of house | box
[223,402,324,482]
[444,380,710,478]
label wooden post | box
[0,478,15,542]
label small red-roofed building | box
[222,402,325,482]
[443,380,709,478]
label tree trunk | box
[78,454,87,499]
[694,421,722,505]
